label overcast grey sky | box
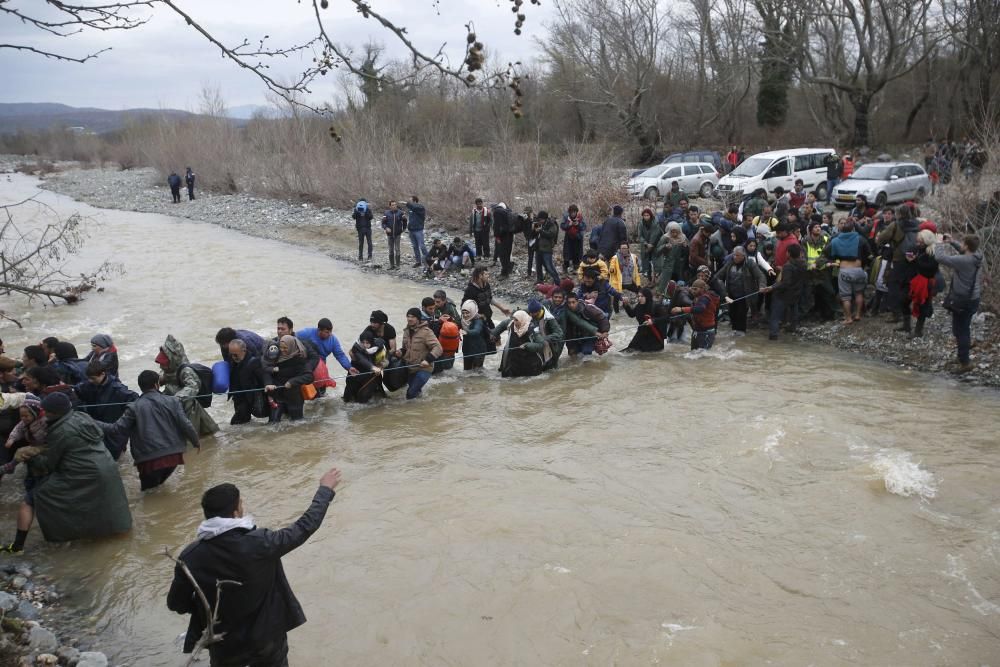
[0,0,555,110]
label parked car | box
[716,148,834,202]
[627,162,720,200]
[628,149,724,178]
[832,162,931,208]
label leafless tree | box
[0,195,121,315]
[543,0,667,162]
[798,0,941,147]
[939,0,1000,126]
[1,1,537,116]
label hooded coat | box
[27,411,132,542]
[159,335,219,436]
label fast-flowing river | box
[1,174,999,665]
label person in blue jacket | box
[167,172,182,203]
[296,318,354,375]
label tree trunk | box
[850,93,872,147]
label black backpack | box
[493,206,511,234]
[177,362,214,407]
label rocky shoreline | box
[4,159,997,389]
[0,562,108,667]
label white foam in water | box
[869,449,937,499]
[544,563,571,574]
[660,622,697,647]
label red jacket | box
[774,237,801,269]
[683,291,720,331]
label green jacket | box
[159,334,219,436]
[537,218,559,253]
[667,189,688,206]
[496,311,565,370]
[438,300,461,323]
[28,411,132,542]
[653,236,688,278]
[637,219,663,259]
[744,196,767,219]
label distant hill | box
[0,102,249,135]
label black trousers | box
[497,234,514,275]
[139,466,177,491]
[563,241,583,272]
[729,299,749,332]
[474,229,491,258]
[187,184,195,200]
[170,187,181,203]
[357,229,373,259]
[210,636,289,667]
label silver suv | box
[626,162,720,201]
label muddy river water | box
[1,174,998,665]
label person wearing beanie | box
[21,391,131,544]
[670,278,720,350]
[84,333,120,377]
[598,205,628,261]
[394,308,443,399]
[363,310,398,352]
[494,298,564,370]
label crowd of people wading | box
[0,147,987,665]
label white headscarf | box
[460,299,479,330]
[511,310,532,337]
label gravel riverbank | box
[9,161,999,389]
[0,561,109,667]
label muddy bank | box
[19,162,1000,389]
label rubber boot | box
[895,316,911,333]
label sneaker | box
[0,543,23,554]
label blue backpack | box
[355,200,369,216]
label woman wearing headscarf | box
[459,300,489,371]
[343,331,387,404]
[84,334,119,377]
[263,335,315,422]
[623,288,671,352]
[653,221,689,294]
[497,311,549,378]
[0,395,46,553]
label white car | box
[626,162,719,200]
[832,162,931,208]
[715,148,834,202]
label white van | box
[715,148,835,202]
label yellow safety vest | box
[805,235,828,268]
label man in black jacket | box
[226,340,269,425]
[598,205,628,261]
[167,467,342,666]
[762,243,807,340]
